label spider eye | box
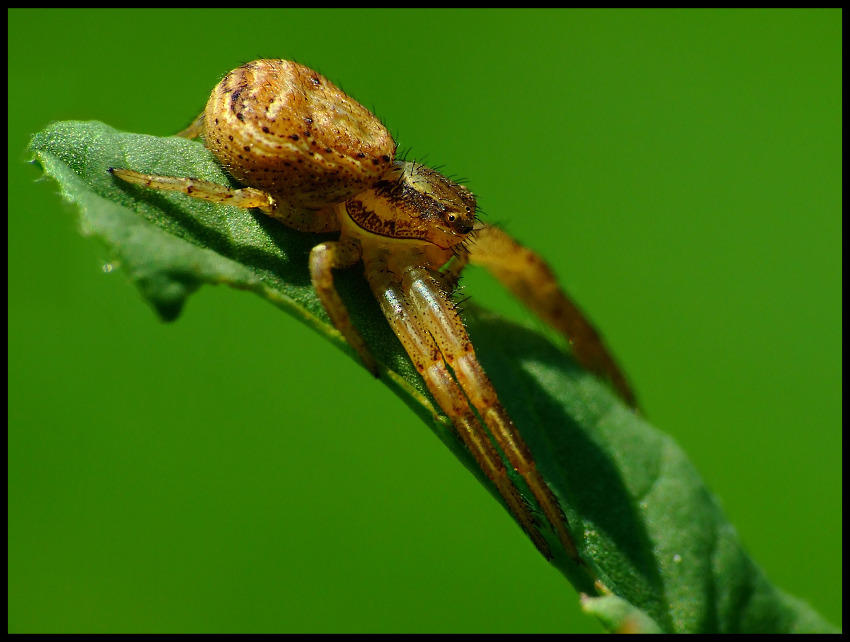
[447,214,456,222]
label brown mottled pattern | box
[203,59,396,209]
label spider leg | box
[364,258,551,558]
[467,224,637,408]
[309,239,378,377]
[398,265,580,561]
[436,245,470,291]
[109,168,339,233]
[175,112,205,139]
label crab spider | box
[110,59,636,561]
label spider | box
[110,59,636,562]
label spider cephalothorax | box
[343,162,477,249]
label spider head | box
[346,162,478,250]
[395,162,478,246]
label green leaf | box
[28,120,837,633]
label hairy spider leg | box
[462,225,637,408]
[309,239,378,377]
[398,266,580,561]
[109,168,340,233]
[363,257,551,557]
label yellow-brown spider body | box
[204,59,396,211]
[111,59,636,561]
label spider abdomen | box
[202,59,397,210]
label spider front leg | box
[363,258,553,558]
[399,266,580,561]
[465,225,637,408]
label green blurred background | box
[8,9,841,633]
